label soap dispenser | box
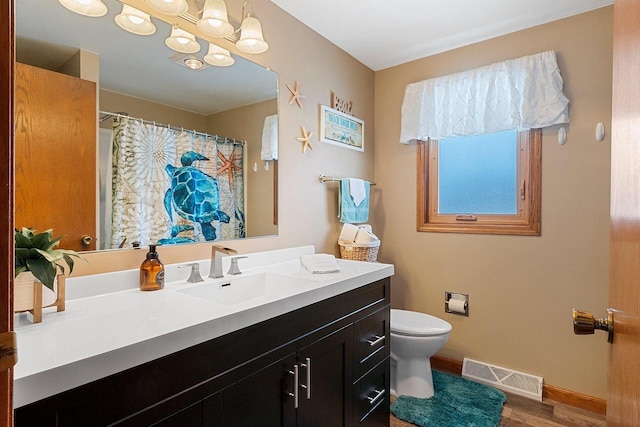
[140,244,164,291]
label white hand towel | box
[300,254,341,274]
[261,114,278,160]
[348,178,366,207]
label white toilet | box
[390,309,453,398]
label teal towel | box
[339,179,370,223]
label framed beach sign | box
[320,105,364,152]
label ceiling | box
[270,0,614,71]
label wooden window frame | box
[417,129,541,236]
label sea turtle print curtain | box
[110,116,245,249]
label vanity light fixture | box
[236,2,268,54]
[166,26,201,54]
[115,5,156,35]
[145,0,188,16]
[204,43,234,67]
[58,0,107,17]
[197,0,235,38]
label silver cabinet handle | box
[366,335,385,347]
[366,389,385,406]
[288,364,299,408]
[299,357,311,400]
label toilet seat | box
[391,309,452,337]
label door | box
[14,63,97,252]
[297,325,353,427]
[608,0,640,423]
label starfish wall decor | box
[286,81,306,109]
[217,150,242,191]
[296,126,314,154]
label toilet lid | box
[391,309,452,336]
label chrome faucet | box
[178,263,204,283]
[227,256,248,275]
[209,245,238,278]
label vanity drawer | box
[353,358,390,426]
[353,305,389,380]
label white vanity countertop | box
[13,246,394,408]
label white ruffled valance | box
[399,50,569,143]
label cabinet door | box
[211,353,297,427]
[298,325,354,427]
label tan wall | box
[75,0,375,275]
[207,99,278,237]
[373,7,613,398]
[100,89,209,130]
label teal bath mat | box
[391,370,507,427]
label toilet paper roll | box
[447,299,466,314]
[358,224,373,233]
[339,223,359,243]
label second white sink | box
[176,272,315,306]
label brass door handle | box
[80,235,93,246]
[572,308,614,343]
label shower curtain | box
[110,116,245,249]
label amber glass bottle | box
[140,245,165,291]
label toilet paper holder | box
[445,292,469,316]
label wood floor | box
[390,392,607,427]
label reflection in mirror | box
[15,0,278,253]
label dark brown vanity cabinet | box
[213,325,354,427]
[207,353,297,426]
[14,277,391,427]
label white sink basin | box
[176,272,315,306]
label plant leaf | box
[30,231,51,248]
[15,232,33,249]
[20,227,35,239]
[15,247,31,259]
[32,231,62,251]
[34,248,63,263]
[26,258,56,291]
[15,265,27,276]
[62,254,75,275]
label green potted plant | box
[14,227,85,313]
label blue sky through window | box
[438,130,517,215]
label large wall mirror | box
[15,0,278,253]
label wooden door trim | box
[431,355,607,415]
[0,0,15,425]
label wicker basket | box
[339,241,380,262]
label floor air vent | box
[462,358,543,401]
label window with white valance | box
[400,50,570,143]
